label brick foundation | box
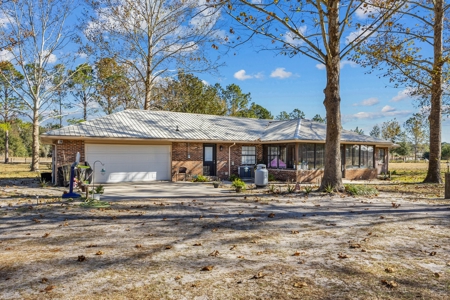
[344,168,378,180]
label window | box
[267,145,287,168]
[378,148,386,164]
[298,143,322,170]
[345,145,360,168]
[360,145,374,168]
[315,144,325,169]
[241,146,256,165]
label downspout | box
[228,143,236,178]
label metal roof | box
[42,110,393,145]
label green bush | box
[229,174,240,182]
[268,173,276,181]
[345,184,378,196]
[193,175,209,182]
[232,179,246,189]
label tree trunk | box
[31,111,40,171]
[320,1,343,191]
[4,129,9,163]
[424,0,443,183]
[83,94,88,121]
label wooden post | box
[445,173,450,199]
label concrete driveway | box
[101,181,230,201]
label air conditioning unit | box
[238,166,254,179]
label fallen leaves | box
[391,202,401,208]
[292,251,301,256]
[135,244,142,248]
[43,285,55,292]
[338,253,350,259]
[291,230,299,234]
[201,265,214,271]
[252,272,265,279]
[350,243,361,249]
[385,267,395,273]
[268,213,275,218]
[293,282,308,288]
[209,250,219,257]
[193,243,202,246]
[230,245,237,251]
[165,245,173,250]
[95,251,103,255]
[77,255,86,262]
[381,280,398,288]
[429,251,437,256]
[42,233,50,238]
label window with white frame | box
[241,146,256,165]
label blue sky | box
[199,40,450,143]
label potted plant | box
[232,179,246,193]
[213,181,220,188]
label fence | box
[4,157,52,164]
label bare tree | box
[84,0,222,110]
[0,0,79,171]
[222,0,406,190]
[356,0,450,183]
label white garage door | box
[85,144,171,183]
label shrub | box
[193,175,209,182]
[229,174,240,182]
[232,179,246,190]
[345,184,378,196]
[304,186,312,195]
[268,173,276,181]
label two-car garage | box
[85,144,171,183]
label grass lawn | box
[389,162,448,183]
[0,163,52,179]
[1,161,450,299]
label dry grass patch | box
[1,182,450,299]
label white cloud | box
[77,53,88,59]
[251,0,262,3]
[234,69,253,80]
[381,105,396,113]
[270,68,292,79]
[284,26,307,46]
[0,50,14,61]
[353,97,379,106]
[345,105,410,122]
[391,88,413,102]
[233,70,263,81]
[315,60,357,71]
[315,64,326,70]
[345,27,372,45]
[201,79,209,86]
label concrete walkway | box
[101,181,230,200]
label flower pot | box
[235,187,242,193]
[213,183,220,188]
[93,194,101,200]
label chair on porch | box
[176,167,188,181]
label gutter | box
[229,143,236,178]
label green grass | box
[389,162,447,183]
[0,163,50,179]
[345,184,378,196]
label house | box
[40,110,394,184]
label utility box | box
[238,166,254,179]
[255,164,268,187]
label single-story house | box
[40,110,394,184]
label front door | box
[341,145,346,178]
[203,144,216,176]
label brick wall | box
[56,140,85,168]
[345,168,378,180]
[171,143,263,181]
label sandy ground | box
[1,182,450,299]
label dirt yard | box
[1,181,450,299]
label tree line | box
[0,0,449,189]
